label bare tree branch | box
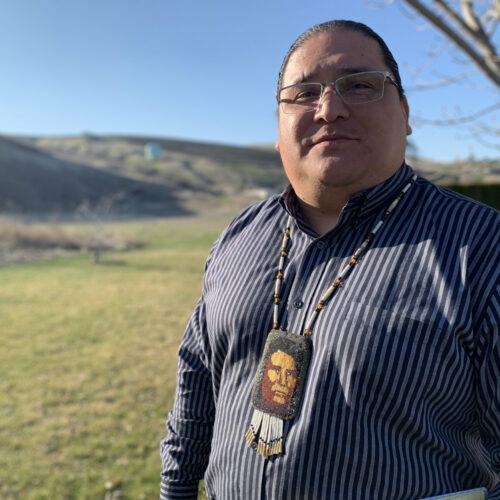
[470,121,500,150]
[460,0,498,55]
[412,101,500,125]
[405,69,476,90]
[403,0,500,86]
[461,0,482,35]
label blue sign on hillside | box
[145,142,162,160]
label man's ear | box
[275,143,280,152]
[403,97,412,136]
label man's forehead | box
[270,351,295,365]
[283,31,385,83]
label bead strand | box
[273,216,292,329]
[302,174,417,335]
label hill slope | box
[0,136,192,216]
[0,134,287,216]
[20,134,287,194]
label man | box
[263,350,298,406]
[160,20,499,499]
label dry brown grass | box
[0,217,145,265]
[0,218,81,249]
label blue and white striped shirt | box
[160,163,499,499]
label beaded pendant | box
[245,329,311,458]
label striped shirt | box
[160,163,500,499]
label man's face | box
[276,30,412,203]
[262,351,298,405]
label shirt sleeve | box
[471,212,500,498]
[159,294,215,499]
[476,291,500,498]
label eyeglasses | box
[277,71,399,114]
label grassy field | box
[0,213,234,499]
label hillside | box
[0,133,497,217]
[0,136,191,217]
[0,134,286,217]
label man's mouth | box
[313,133,355,146]
[303,131,358,148]
[272,386,290,396]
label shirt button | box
[293,300,303,309]
[316,241,326,249]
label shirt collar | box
[279,162,415,232]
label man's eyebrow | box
[290,67,373,85]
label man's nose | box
[314,86,349,121]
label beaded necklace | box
[246,173,418,459]
[274,173,417,335]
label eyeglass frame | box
[276,70,400,114]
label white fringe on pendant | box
[245,409,284,459]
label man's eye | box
[342,78,378,93]
[293,86,321,101]
[348,80,374,89]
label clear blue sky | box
[0,0,498,161]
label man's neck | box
[290,165,406,236]
[296,191,350,236]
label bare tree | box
[402,0,499,153]
[77,191,127,264]
[401,0,499,86]
[372,0,499,154]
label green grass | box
[0,215,230,499]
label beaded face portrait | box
[251,330,311,420]
[262,351,298,405]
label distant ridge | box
[0,134,286,217]
[111,135,282,164]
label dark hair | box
[277,20,405,99]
